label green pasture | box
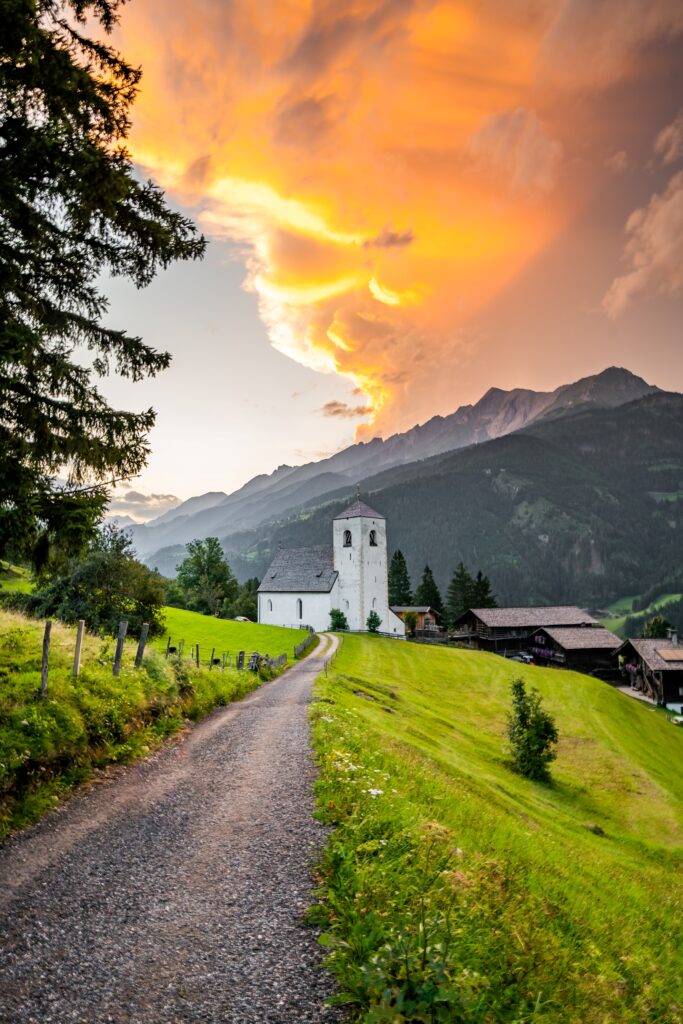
[311,634,683,1022]
[0,561,33,595]
[156,605,305,661]
[600,591,682,634]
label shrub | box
[330,608,349,631]
[506,678,558,782]
[366,610,382,633]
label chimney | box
[667,628,679,647]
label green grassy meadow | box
[311,635,683,1022]
[600,592,682,634]
[0,608,275,838]
[157,605,304,661]
[0,561,33,595]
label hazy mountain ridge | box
[132,367,664,565]
[218,391,683,607]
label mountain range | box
[124,367,663,578]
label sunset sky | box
[101,1,683,518]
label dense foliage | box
[175,538,238,616]
[0,0,205,569]
[413,565,443,617]
[445,562,497,627]
[387,549,412,605]
[623,597,683,639]
[10,525,165,637]
[366,609,382,632]
[330,607,349,631]
[507,679,558,782]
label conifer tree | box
[472,570,497,609]
[413,565,444,617]
[445,562,474,626]
[388,549,412,605]
[0,1,205,568]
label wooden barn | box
[391,606,441,633]
[452,606,598,653]
[615,636,683,709]
[526,626,621,677]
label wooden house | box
[390,606,441,633]
[526,626,621,677]
[451,606,598,653]
[614,635,683,709]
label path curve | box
[0,632,340,1024]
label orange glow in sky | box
[116,0,683,437]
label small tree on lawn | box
[367,610,382,633]
[330,608,348,630]
[507,679,558,782]
[403,610,417,636]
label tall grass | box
[311,635,683,1022]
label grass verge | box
[310,634,683,1023]
[0,608,279,839]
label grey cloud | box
[364,227,415,248]
[321,400,372,418]
[654,109,683,166]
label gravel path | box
[0,633,341,1024]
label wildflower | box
[366,788,384,797]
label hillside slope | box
[220,392,683,606]
[133,368,661,563]
[312,635,683,1021]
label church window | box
[372,597,377,608]
[369,529,377,546]
[297,598,303,619]
[343,529,352,547]
[267,599,272,612]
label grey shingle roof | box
[535,627,621,650]
[469,606,597,628]
[257,545,338,593]
[391,606,439,615]
[334,500,385,520]
[616,638,683,671]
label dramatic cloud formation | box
[604,171,683,317]
[654,109,683,166]
[117,1,683,437]
[321,400,373,418]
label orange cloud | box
[116,1,683,436]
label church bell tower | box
[333,496,389,632]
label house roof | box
[532,626,621,650]
[465,606,598,628]
[334,499,385,520]
[616,638,683,672]
[391,606,439,615]
[257,545,338,593]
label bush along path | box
[0,633,342,1024]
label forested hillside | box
[220,393,683,607]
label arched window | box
[372,597,377,608]
[267,599,272,612]
[297,598,303,619]
[343,529,352,547]
[369,529,377,546]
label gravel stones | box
[0,636,342,1023]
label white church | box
[257,499,406,636]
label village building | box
[526,626,621,677]
[452,606,598,653]
[257,499,406,637]
[615,633,683,710]
[390,606,441,633]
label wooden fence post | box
[135,623,150,668]
[113,620,128,677]
[165,636,171,659]
[209,646,215,670]
[41,620,52,698]
[72,619,85,677]
[195,644,200,668]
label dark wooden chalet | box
[452,606,598,653]
[615,636,683,708]
[527,626,621,677]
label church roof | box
[334,499,385,520]
[257,545,338,593]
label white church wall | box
[333,514,404,636]
[258,587,336,633]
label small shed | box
[391,606,441,632]
[615,637,683,709]
[527,626,621,677]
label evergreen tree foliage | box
[176,539,238,616]
[507,679,558,782]
[224,576,259,620]
[388,549,412,605]
[445,562,474,626]
[18,524,165,637]
[413,565,444,617]
[330,608,348,630]
[472,570,497,608]
[403,610,417,636]
[0,1,205,569]
[366,609,382,632]
[641,615,673,639]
